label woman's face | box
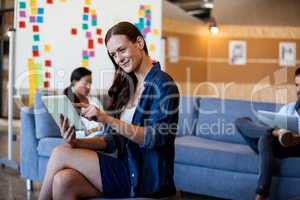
[106,34,144,73]
[73,75,92,97]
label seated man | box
[235,67,300,200]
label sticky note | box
[19,21,26,28]
[81,60,89,67]
[33,34,40,41]
[86,31,91,38]
[71,28,77,35]
[88,39,94,49]
[97,38,103,44]
[144,5,151,10]
[140,5,144,10]
[45,72,51,78]
[85,0,91,5]
[32,45,39,51]
[96,28,102,35]
[33,25,39,32]
[83,7,89,13]
[29,16,36,23]
[83,14,89,21]
[149,43,156,52]
[139,10,144,17]
[83,55,89,60]
[59,0,66,2]
[44,45,51,53]
[33,50,39,57]
[19,2,26,9]
[19,11,26,17]
[146,20,151,27]
[92,20,97,26]
[82,24,88,30]
[90,9,96,15]
[82,50,88,57]
[31,7,37,15]
[44,81,49,88]
[153,29,159,36]
[89,51,95,57]
[38,8,44,15]
[45,60,52,67]
[28,59,35,68]
[47,0,53,4]
[37,16,43,23]
[30,0,37,6]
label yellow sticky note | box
[31,7,37,15]
[90,9,96,15]
[139,10,144,17]
[149,43,156,52]
[44,45,51,53]
[30,0,37,7]
[153,29,159,36]
[60,0,66,2]
[28,59,35,69]
[81,60,89,67]
[85,0,91,5]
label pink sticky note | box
[19,11,26,17]
[86,31,91,38]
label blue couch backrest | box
[196,97,283,144]
[176,96,200,137]
[34,90,61,139]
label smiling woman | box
[38,21,179,200]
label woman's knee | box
[258,132,274,153]
[53,169,77,198]
[235,117,251,131]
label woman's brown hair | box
[105,21,149,118]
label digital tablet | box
[257,110,299,133]
[41,95,87,131]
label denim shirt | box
[103,62,179,198]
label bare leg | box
[52,168,102,200]
[38,144,103,200]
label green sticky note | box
[33,34,40,42]
[19,2,26,9]
[83,55,89,60]
[92,20,97,26]
[82,24,88,30]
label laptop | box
[257,110,299,133]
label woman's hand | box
[74,103,109,123]
[59,114,77,147]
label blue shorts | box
[97,152,131,198]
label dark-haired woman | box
[63,67,103,138]
[39,22,179,200]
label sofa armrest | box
[20,106,39,181]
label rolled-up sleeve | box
[139,82,179,149]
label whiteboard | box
[14,0,162,97]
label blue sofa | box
[20,92,300,200]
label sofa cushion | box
[37,137,65,157]
[176,96,200,137]
[196,97,282,144]
[175,136,300,178]
[34,90,61,139]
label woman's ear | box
[136,36,145,50]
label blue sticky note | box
[19,2,26,9]
[37,16,43,23]
[33,34,40,42]
[32,45,39,51]
[38,8,44,15]
[146,20,151,27]
[83,14,89,21]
